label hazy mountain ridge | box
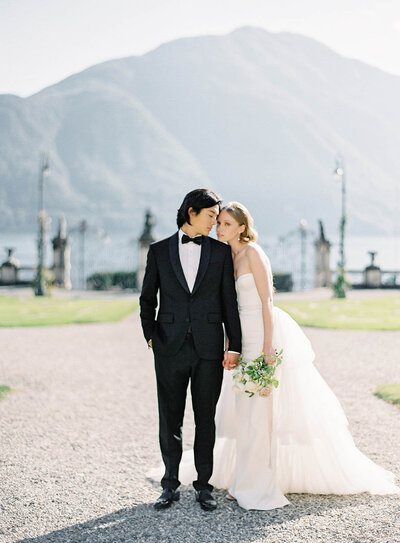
[1,26,399,238]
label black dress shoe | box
[154,488,180,510]
[196,489,217,511]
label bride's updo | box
[222,202,258,243]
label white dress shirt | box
[178,229,202,292]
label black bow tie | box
[182,234,203,245]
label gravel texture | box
[0,311,399,543]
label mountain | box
[1,26,399,240]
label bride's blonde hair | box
[223,202,275,293]
[222,201,258,243]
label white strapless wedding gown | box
[148,273,399,509]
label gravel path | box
[0,312,399,543]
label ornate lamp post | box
[333,157,347,298]
[35,155,50,296]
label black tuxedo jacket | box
[139,232,242,359]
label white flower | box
[259,387,272,398]
[244,381,259,394]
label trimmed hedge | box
[87,270,291,292]
[87,271,137,290]
[273,273,293,292]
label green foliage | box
[0,297,138,327]
[87,271,137,290]
[275,297,400,330]
[374,384,400,405]
[33,268,55,296]
[273,273,293,292]
[233,349,283,397]
[112,272,137,289]
[0,385,11,400]
[332,271,351,299]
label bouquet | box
[232,349,283,398]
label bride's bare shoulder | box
[246,244,272,279]
[246,242,269,262]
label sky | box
[1,0,400,97]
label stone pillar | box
[0,248,20,285]
[314,220,331,287]
[363,251,381,288]
[52,216,72,289]
[138,209,156,291]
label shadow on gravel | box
[17,489,392,543]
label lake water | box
[1,231,399,291]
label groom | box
[140,188,241,511]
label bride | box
[149,202,400,510]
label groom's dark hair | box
[177,189,222,228]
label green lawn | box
[275,297,400,330]
[374,384,400,406]
[0,385,11,400]
[0,297,138,327]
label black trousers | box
[154,333,223,491]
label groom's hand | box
[223,351,239,370]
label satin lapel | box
[192,235,211,295]
[169,233,190,294]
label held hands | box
[223,351,239,370]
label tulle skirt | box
[147,306,399,509]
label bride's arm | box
[247,245,275,363]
